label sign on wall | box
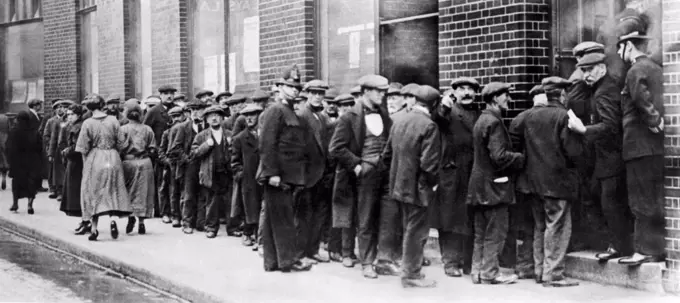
[243,16,260,73]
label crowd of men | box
[22,11,664,289]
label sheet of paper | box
[348,31,360,69]
[228,52,236,93]
[11,81,27,104]
[242,16,260,73]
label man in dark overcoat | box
[158,106,186,226]
[382,85,441,288]
[42,98,62,198]
[515,77,585,287]
[568,53,632,261]
[222,94,248,135]
[47,100,74,201]
[328,75,394,278]
[256,76,312,272]
[430,77,481,277]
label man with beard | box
[158,106,187,225]
[257,75,312,272]
[46,100,74,202]
[329,75,393,279]
[430,77,481,277]
[386,85,405,115]
[567,52,632,262]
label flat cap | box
[27,98,43,107]
[126,98,141,105]
[158,84,178,93]
[303,80,329,92]
[451,77,480,90]
[357,74,389,90]
[251,90,271,102]
[202,105,226,117]
[335,94,355,105]
[387,86,402,96]
[400,83,420,96]
[144,96,161,106]
[414,85,441,106]
[275,65,302,89]
[173,94,186,102]
[618,30,652,44]
[541,76,572,93]
[225,94,247,105]
[576,52,606,68]
[240,103,264,115]
[52,99,75,109]
[215,92,233,101]
[572,41,605,57]
[186,99,209,110]
[168,106,185,116]
[324,88,340,101]
[481,82,512,97]
[528,85,545,98]
[349,85,362,96]
[195,89,214,99]
[105,93,122,104]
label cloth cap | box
[541,77,572,93]
[528,85,545,98]
[27,98,43,107]
[481,82,512,97]
[400,83,420,96]
[349,85,362,96]
[173,94,186,101]
[618,30,652,44]
[195,89,214,99]
[52,99,75,109]
[324,88,340,101]
[144,96,161,106]
[335,94,355,105]
[413,85,441,106]
[451,77,480,90]
[202,105,226,117]
[292,95,307,103]
[187,99,209,110]
[303,80,329,92]
[215,92,233,101]
[387,86,402,96]
[572,41,605,57]
[240,103,264,115]
[168,106,185,116]
[251,90,271,102]
[158,84,178,94]
[225,94,247,105]
[576,52,606,68]
[105,94,122,104]
[275,65,302,88]
[357,75,389,90]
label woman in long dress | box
[119,101,157,235]
[76,95,132,241]
[0,113,10,190]
[7,111,44,213]
[59,104,90,234]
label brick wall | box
[438,0,551,117]
[152,0,189,96]
[259,0,316,88]
[97,0,126,98]
[663,0,680,294]
[43,0,79,106]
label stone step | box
[565,251,666,293]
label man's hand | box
[567,116,587,134]
[650,119,664,134]
[206,138,214,147]
[268,176,281,187]
[353,164,362,177]
[441,91,454,108]
[48,156,53,163]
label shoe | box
[88,230,99,241]
[320,242,329,251]
[445,266,462,277]
[311,253,330,263]
[161,215,171,224]
[126,217,137,234]
[401,277,437,288]
[375,262,401,276]
[516,272,535,280]
[471,274,481,284]
[362,265,378,279]
[422,259,431,266]
[38,187,48,192]
[618,253,658,266]
[281,261,312,273]
[75,222,92,235]
[110,221,119,239]
[329,252,343,263]
[481,273,519,285]
[242,235,254,246]
[182,227,194,234]
[138,222,146,235]
[542,278,579,287]
[48,193,58,199]
[27,208,34,215]
[595,246,621,262]
[342,257,355,268]
[9,205,18,212]
[226,230,242,237]
[206,231,217,238]
[196,227,205,232]
[252,243,259,252]
[171,219,181,228]
[56,195,62,202]
[302,257,318,265]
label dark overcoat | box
[585,74,624,179]
[143,103,171,148]
[8,111,44,199]
[48,117,67,189]
[223,114,247,135]
[467,109,524,206]
[167,120,200,178]
[429,102,480,234]
[232,129,262,224]
[298,102,332,187]
[59,120,84,217]
[328,102,392,228]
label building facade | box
[0,0,678,292]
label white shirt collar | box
[211,128,223,144]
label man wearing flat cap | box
[382,85,442,288]
[157,106,188,225]
[45,99,75,201]
[195,89,214,103]
[215,92,232,105]
[510,76,584,287]
[430,76,481,278]
[608,29,665,266]
[257,67,313,272]
[222,94,248,135]
[565,41,605,126]
[323,88,340,123]
[329,74,395,278]
[385,85,405,116]
[146,86,178,214]
[567,52,632,263]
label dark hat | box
[481,82,512,97]
[202,105,226,117]
[27,98,43,107]
[251,90,270,103]
[158,84,178,94]
[576,52,606,68]
[303,80,329,92]
[572,41,605,57]
[52,99,75,109]
[105,93,122,104]
[324,88,340,101]
[168,106,185,117]
[225,94,247,105]
[618,31,652,44]
[292,95,307,104]
[275,65,302,88]
[357,74,390,90]
[616,13,650,37]
[400,83,420,96]
[215,91,233,101]
[528,85,545,98]
[541,77,572,93]
[335,94,355,106]
[240,103,264,116]
[451,77,480,90]
[186,99,209,110]
[414,85,441,106]
[173,94,186,102]
[349,85,362,96]
[195,89,214,99]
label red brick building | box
[0,0,678,293]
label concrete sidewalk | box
[0,184,676,303]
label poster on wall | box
[37,79,44,101]
[349,31,361,69]
[219,54,226,92]
[228,52,236,93]
[27,82,37,100]
[242,16,260,73]
[204,55,220,93]
[11,81,27,104]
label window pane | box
[379,17,438,87]
[322,0,375,93]
[4,21,44,107]
[140,0,152,98]
[227,0,259,93]
[80,10,98,99]
[192,0,226,95]
[380,0,437,21]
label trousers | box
[532,197,572,282]
[471,204,509,281]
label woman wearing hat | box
[59,104,91,234]
[76,95,132,241]
[7,111,44,214]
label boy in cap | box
[329,74,395,278]
[190,106,233,239]
[231,104,264,246]
[46,99,75,201]
[157,106,187,225]
[382,85,442,288]
[336,94,355,116]
[511,77,584,287]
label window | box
[79,0,96,10]
[190,0,227,96]
[0,0,42,24]
[227,0,259,93]
[130,0,153,99]
[80,10,99,99]
[4,21,44,110]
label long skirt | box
[80,148,132,219]
[123,158,156,218]
[60,156,83,217]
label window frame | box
[0,0,43,26]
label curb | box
[0,215,232,303]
